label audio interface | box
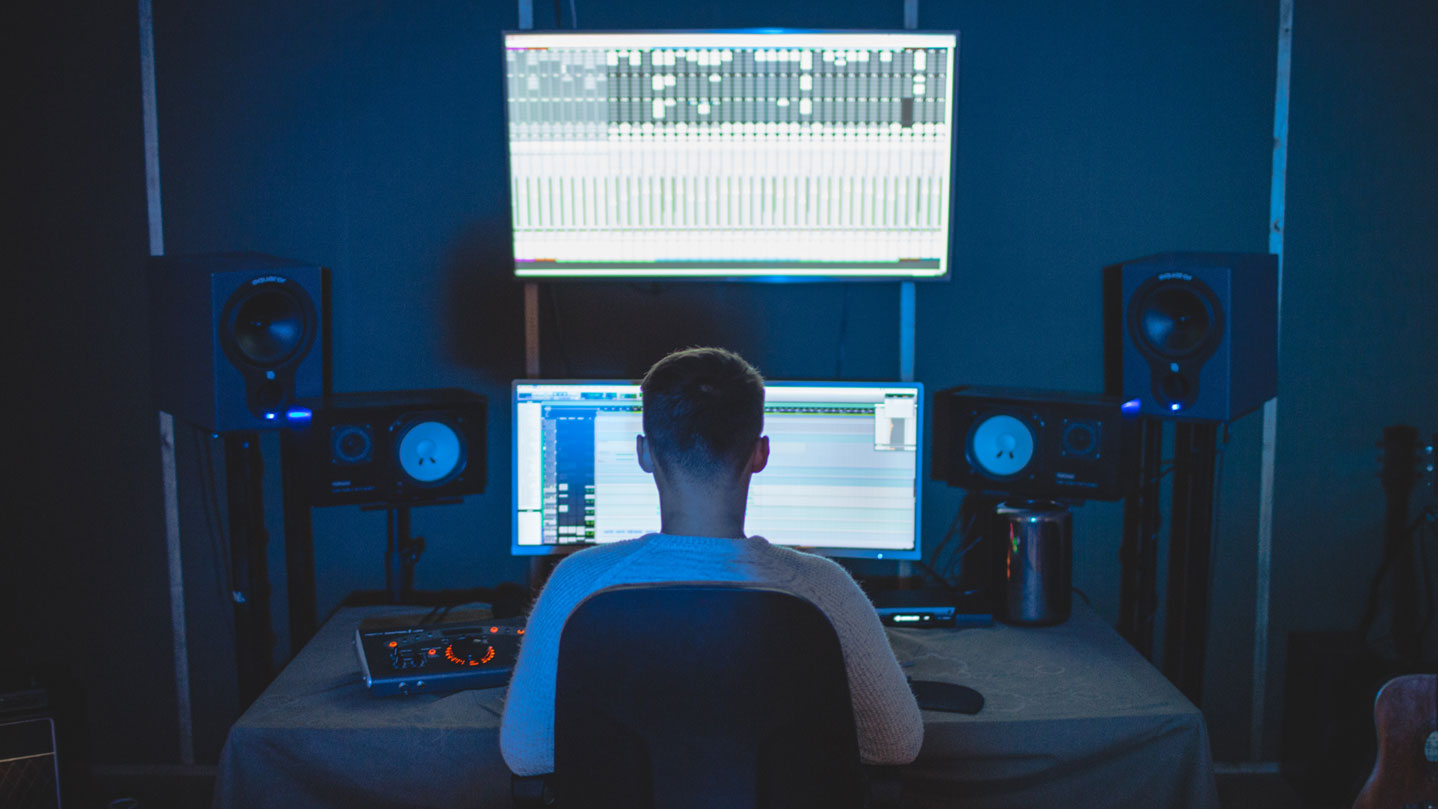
[355,611,526,697]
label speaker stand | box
[1117,419,1221,705]
[362,499,464,603]
[279,433,317,657]
[223,432,276,707]
[1118,418,1163,659]
[1164,422,1219,704]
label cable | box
[923,501,972,585]
[567,0,579,28]
[543,284,573,377]
[1358,504,1438,650]
[927,494,993,588]
[194,427,236,634]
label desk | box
[213,602,1217,809]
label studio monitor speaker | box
[1104,252,1277,422]
[291,389,487,507]
[148,253,326,432]
[931,387,1137,501]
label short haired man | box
[500,347,924,776]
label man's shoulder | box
[548,535,655,580]
[747,539,866,591]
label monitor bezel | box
[500,29,960,283]
[510,378,925,560]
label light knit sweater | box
[499,532,925,776]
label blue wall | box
[11,0,1435,770]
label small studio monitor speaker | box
[292,389,487,506]
[931,387,1137,501]
[1104,252,1277,422]
[148,253,326,432]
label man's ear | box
[636,434,655,474]
[748,435,770,474]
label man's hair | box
[640,347,765,478]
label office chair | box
[512,583,900,809]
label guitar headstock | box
[1378,426,1437,503]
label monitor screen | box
[502,30,958,280]
[513,380,923,559]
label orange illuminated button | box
[388,641,398,648]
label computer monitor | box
[513,380,923,559]
[502,30,958,280]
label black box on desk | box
[0,691,61,809]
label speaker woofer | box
[220,278,317,370]
[231,289,306,365]
[967,413,1037,479]
[1130,278,1223,360]
[395,419,466,485]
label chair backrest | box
[553,584,866,809]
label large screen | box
[503,30,958,280]
[513,380,923,559]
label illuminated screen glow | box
[503,30,958,280]
[512,380,923,559]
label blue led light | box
[1170,403,1182,412]
[287,408,313,421]
[264,412,278,420]
[1121,398,1142,414]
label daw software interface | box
[513,381,922,559]
[503,30,958,279]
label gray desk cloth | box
[213,602,1218,809]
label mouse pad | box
[909,679,984,714]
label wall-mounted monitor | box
[503,30,958,280]
[512,380,923,559]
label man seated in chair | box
[500,346,924,777]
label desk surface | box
[214,602,1217,809]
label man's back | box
[499,532,924,777]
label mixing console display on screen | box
[512,381,922,559]
[503,31,958,279]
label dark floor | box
[79,769,1336,809]
[1214,771,1334,809]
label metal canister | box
[995,500,1073,626]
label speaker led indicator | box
[286,408,313,421]
[264,412,278,420]
[1170,403,1182,412]
[1121,399,1141,414]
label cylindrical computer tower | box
[995,500,1072,626]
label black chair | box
[512,584,901,809]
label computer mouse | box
[908,679,984,714]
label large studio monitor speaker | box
[148,253,326,432]
[1104,252,1277,422]
[291,389,487,507]
[931,387,1138,501]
